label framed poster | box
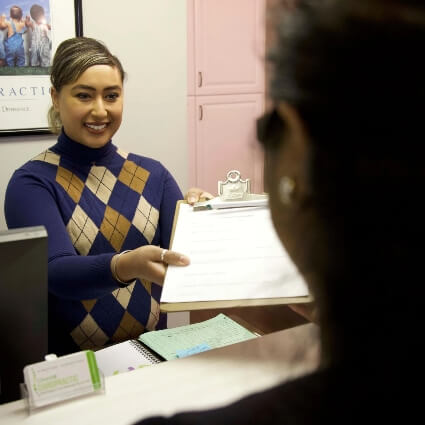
[0,0,83,136]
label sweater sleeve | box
[158,167,183,249]
[5,170,120,300]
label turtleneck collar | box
[52,130,117,165]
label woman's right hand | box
[111,246,190,285]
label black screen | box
[0,226,48,404]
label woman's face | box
[51,64,123,149]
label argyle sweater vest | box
[5,132,183,355]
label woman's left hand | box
[184,187,214,205]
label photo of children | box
[27,3,50,66]
[0,0,51,73]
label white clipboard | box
[160,199,312,312]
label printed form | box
[160,204,309,305]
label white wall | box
[0,0,187,230]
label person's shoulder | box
[9,149,60,182]
[125,151,162,168]
[122,151,171,178]
[20,149,60,170]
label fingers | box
[142,261,166,285]
[161,248,190,266]
[124,245,190,286]
[185,187,214,205]
[147,248,189,285]
[200,191,214,200]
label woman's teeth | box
[86,123,107,130]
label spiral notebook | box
[95,340,163,377]
[95,314,257,377]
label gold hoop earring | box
[278,176,296,205]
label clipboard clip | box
[218,170,250,201]
[194,170,267,211]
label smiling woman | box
[4,37,209,356]
[50,64,123,149]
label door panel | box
[194,0,265,95]
[195,94,264,195]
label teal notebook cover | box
[138,313,257,360]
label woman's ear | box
[270,102,312,210]
[277,102,309,154]
[269,103,320,284]
[50,87,59,112]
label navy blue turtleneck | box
[5,131,183,355]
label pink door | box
[187,0,266,195]
[194,0,265,95]
[192,94,264,195]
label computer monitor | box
[0,226,48,404]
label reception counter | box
[0,323,319,425]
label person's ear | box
[276,102,309,153]
[50,87,59,112]
[273,102,311,208]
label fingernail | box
[179,255,190,265]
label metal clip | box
[218,170,251,201]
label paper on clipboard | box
[160,201,311,312]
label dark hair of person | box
[48,37,125,133]
[30,4,45,21]
[264,0,425,367]
[10,5,23,20]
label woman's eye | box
[106,93,119,101]
[76,93,90,100]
